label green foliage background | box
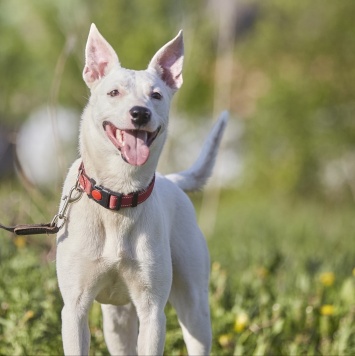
[0,0,355,355]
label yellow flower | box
[320,304,334,316]
[212,262,221,272]
[320,272,335,287]
[23,310,35,322]
[14,236,26,248]
[234,312,249,333]
[218,333,234,348]
[257,267,269,279]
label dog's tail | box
[166,111,228,192]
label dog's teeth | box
[115,129,123,145]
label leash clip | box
[51,175,83,231]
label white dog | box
[56,24,228,356]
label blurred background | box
[1,0,355,199]
[0,0,355,354]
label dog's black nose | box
[130,106,151,126]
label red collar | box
[78,163,155,210]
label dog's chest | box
[95,260,131,305]
[99,210,138,257]
[93,213,141,305]
[94,243,136,305]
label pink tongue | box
[122,130,150,166]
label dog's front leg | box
[101,303,139,355]
[61,299,92,356]
[57,250,97,355]
[126,254,172,355]
[135,303,167,355]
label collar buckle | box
[91,184,111,209]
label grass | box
[0,180,354,355]
[204,191,355,355]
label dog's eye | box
[108,90,119,97]
[151,91,162,100]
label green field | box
[0,181,354,355]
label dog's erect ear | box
[83,24,120,88]
[148,30,184,90]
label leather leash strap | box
[0,223,59,236]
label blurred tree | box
[0,0,216,126]
[2,0,354,201]
[238,0,355,199]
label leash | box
[0,163,156,236]
[0,169,83,236]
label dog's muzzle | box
[103,121,161,166]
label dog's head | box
[80,24,184,169]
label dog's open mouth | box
[103,121,160,166]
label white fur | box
[56,24,227,356]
